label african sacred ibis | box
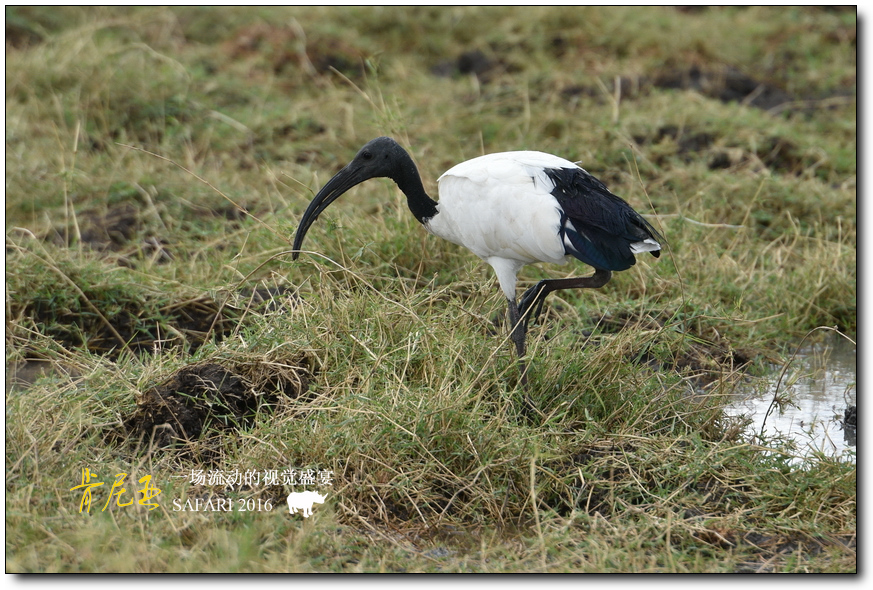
[292,137,663,379]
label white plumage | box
[431,151,585,300]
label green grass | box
[6,6,855,572]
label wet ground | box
[726,334,856,462]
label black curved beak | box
[292,165,368,260]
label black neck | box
[392,151,439,224]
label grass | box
[5,6,856,572]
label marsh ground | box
[5,6,856,572]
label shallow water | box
[726,334,856,463]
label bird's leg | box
[517,282,548,325]
[506,297,527,358]
[508,297,528,386]
[507,297,536,412]
[507,269,611,414]
[518,269,612,324]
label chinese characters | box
[185,468,334,489]
[70,469,161,513]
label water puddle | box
[726,334,856,463]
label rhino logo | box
[286,490,328,517]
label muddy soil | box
[18,198,297,358]
[17,290,237,358]
[47,198,248,260]
[222,22,365,80]
[430,49,510,83]
[633,123,820,177]
[562,63,853,116]
[120,358,310,460]
[593,311,753,383]
[125,363,253,449]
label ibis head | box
[292,137,436,260]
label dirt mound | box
[121,359,310,459]
[126,363,249,447]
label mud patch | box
[119,358,310,460]
[238,285,301,314]
[48,196,251,262]
[431,49,505,83]
[633,124,715,157]
[652,65,795,111]
[632,124,820,177]
[10,235,297,358]
[223,22,365,80]
[125,363,251,449]
[707,135,815,176]
[20,291,237,358]
[523,308,754,385]
[48,203,147,255]
[593,311,752,382]
[492,305,753,386]
[563,63,851,116]
[729,532,856,573]
[5,15,45,48]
